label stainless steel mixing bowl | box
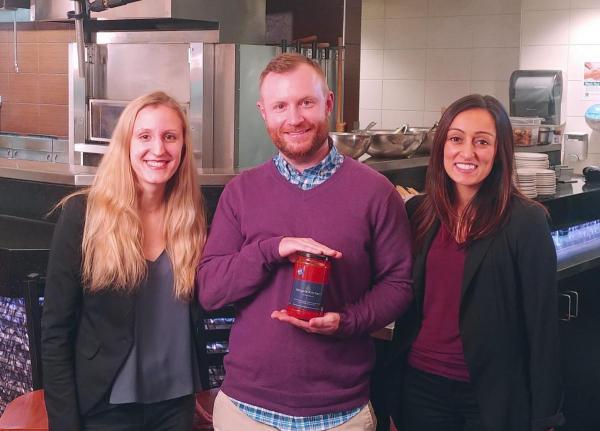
[367,129,426,158]
[413,125,437,156]
[329,132,372,159]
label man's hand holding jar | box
[272,237,343,335]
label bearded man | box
[197,53,413,431]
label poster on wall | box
[584,62,600,100]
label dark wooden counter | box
[0,215,54,296]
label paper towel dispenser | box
[509,70,562,124]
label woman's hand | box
[271,309,340,335]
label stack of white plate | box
[514,152,549,170]
[515,168,557,197]
[533,168,557,196]
[514,169,537,198]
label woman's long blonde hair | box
[72,91,205,300]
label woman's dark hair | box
[412,94,527,250]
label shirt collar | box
[273,140,344,190]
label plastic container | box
[287,252,331,321]
[538,126,553,145]
[510,117,543,147]
[549,123,566,145]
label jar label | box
[289,280,325,312]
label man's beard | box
[269,118,330,161]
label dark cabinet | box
[558,268,600,430]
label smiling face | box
[257,63,334,170]
[129,104,184,196]
[443,108,497,205]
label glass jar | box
[287,252,331,321]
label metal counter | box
[0,159,96,186]
[0,158,240,186]
[0,157,428,186]
[0,144,563,186]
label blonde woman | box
[41,91,207,431]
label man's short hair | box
[259,53,327,89]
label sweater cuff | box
[335,310,356,338]
[258,236,286,265]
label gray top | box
[110,251,194,404]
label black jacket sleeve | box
[404,194,424,219]
[41,195,86,431]
[513,203,565,430]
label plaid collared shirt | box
[230,397,362,431]
[273,143,344,190]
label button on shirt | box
[230,143,364,430]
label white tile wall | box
[519,2,600,132]
[519,45,569,72]
[428,0,520,16]
[571,0,600,9]
[521,0,570,10]
[358,109,383,128]
[426,0,473,17]
[472,0,522,15]
[565,80,600,117]
[423,110,442,125]
[469,80,510,108]
[426,49,472,80]
[427,16,474,49]
[362,0,385,19]
[565,115,591,134]
[382,80,426,110]
[568,45,600,79]
[359,0,527,128]
[471,48,519,81]
[383,49,427,79]
[360,79,384,109]
[381,110,425,128]
[471,14,521,47]
[521,11,570,45]
[384,18,429,49]
[570,8,600,45]
[424,80,471,111]
[362,19,386,49]
[384,0,428,18]
[360,50,385,79]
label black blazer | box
[386,195,564,431]
[41,194,207,431]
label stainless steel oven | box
[33,0,343,170]
[69,34,280,169]
[69,33,214,166]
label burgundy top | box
[408,224,470,382]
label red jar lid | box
[297,251,330,261]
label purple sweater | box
[197,157,413,416]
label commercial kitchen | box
[0,0,600,430]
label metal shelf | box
[364,144,562,174]
[363,156,429,172]
[515,144,561,153]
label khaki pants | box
[213,391,377,431]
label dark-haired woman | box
[386,94,563,431]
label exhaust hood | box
[0,0,29,9]
[30,0,265,44]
